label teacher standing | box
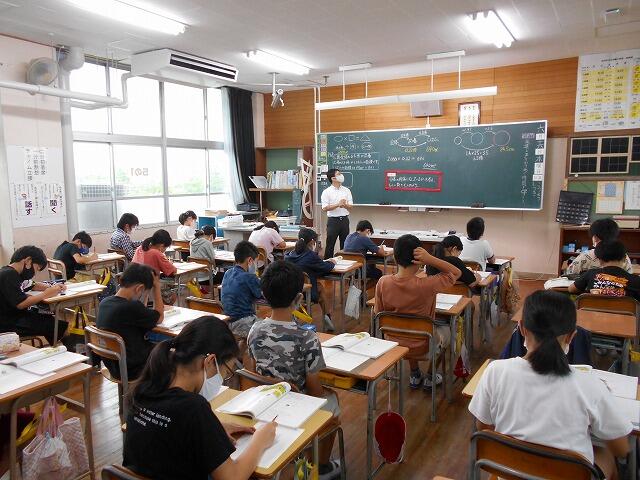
[321,168,353,259]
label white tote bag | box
[344,284,362,319]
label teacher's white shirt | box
[321,185,353,218]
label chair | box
[20,336,44,348]
[464,260,482,272]
[101,465,150,480]
[187,256,216,299]
[108,248,129,270]
[469,430,603,480]
[374,312,447,422]
[84,325,130,419]
[46,258,66,281]
[256,246,269,269]
[185,296,225,314]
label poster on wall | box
[7,146,66,228]
[574,49,640,132]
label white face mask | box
[199,356,223,402]
[562,342,570,355]
[335,174,345,183]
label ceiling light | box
[338,63,372,72]
[246,50,309,75]
[66,0,186,36]
[466,10,515,48]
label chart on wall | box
[7,145,66,228]
[574,49,640,132]
[316,121,547,210]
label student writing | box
[53,231,97,280]
[123,317,276,480]
[111,213,141,261]
[96,263,164,380]
[132,229,177,305]
[460,217,494,271]
[248,221,286,263]
[468,290,631,479]
[343,219,383,281]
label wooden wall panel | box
[264,57,578,147]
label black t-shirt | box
[124,388,234,480]
[573,265,640,301]
[426,256,476,287]
[0,266,29,331]
[53,241,82,280]
[96,296,160,380]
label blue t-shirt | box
[343,232,379,256]
[221,265,262,320]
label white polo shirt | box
[321,185,353,218]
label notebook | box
[0,346,87,376]
[543,277,574,290]
[0,364,51,394]
[216,383,326,429]
[159,307,204,330]
[612,397,640,429]
[322,332,397,359]
[592,369,638,400]
[436,293,462,311]
[230,422,304,469]
[476,271,492,279]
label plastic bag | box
[344,284,361,319]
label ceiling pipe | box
[70,73,132,110]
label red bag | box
[374,385,406,463]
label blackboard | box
[315,121,547,210]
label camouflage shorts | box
[229,315,258,338]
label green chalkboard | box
[316,121,547,210]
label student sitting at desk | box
[111,213,141,261]
[566,217,633,275]
[428,235,479,290]
[343,219,383,281]
[469,290,631,479]
[286,227,337,332]
[0,245,68,345]
[97,263,164,380]
[132,229,177,304]
[460,217,494,271]
[248,261,342,480]
[53,231,97,280]
[375,234,460,390]
[248,220,286,263]
[124,317,276,480]
[568,240,640,301]
[176,210,198,241]
[220,241,262,338]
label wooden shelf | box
[249,188,295,192]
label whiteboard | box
[7,145,66,228]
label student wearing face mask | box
[53,231,98,280]
[469,290,632,480]
[321,168,353,259]
[123,316,276,480]
[111,213,142,261]
[0,245,68,345]
[220,241,263,338]
[427,235,480,289]
[343,219,383,281]
[286,227,337,331]
[96,263,164,380]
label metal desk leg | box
[53,303,62,346]
[366,378,379,480]
[464,303,473,354]
[448,315,456,403]
[312,435,320,479]
[398,360,404,416]
[9,399,18,479]
[622,339,631,375]
[83,372,96,479]
[339,273,345,333]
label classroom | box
[0,1,639,479]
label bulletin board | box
[6,145,66,228]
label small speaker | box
[410,100,443,117]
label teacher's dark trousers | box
[325,216,349,259]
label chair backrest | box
[101,465,150,480]
[336,250,366,264]
[575,293,639,317]
[374,311,434,340]
[172,239,190,250]
[46,258,66,280]
[236,364,300,393]
[84,325,128,385]
[187,256,212,267]
[464,260,482,271]
[469,430,602,480]
[442,282,473,298]
[256,246,269,267]
[185,296,225,314]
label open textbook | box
[216,383,326,429]
[159,306,204,330]
[544,277,574,290]
[436,293,462,311]
[231,422,304,469]
[321,332,397,372]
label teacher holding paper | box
[321,168,353,258]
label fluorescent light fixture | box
[466,10,514,48]
[66,0,186,35]
[245,50,309,75]
[339,63,372,71]
[315,86,497,111]
[426,50,466,60]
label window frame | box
[568,135,640,175]
[70,59,229,233]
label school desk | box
[317,332,408,480]
[367,246,395,273]
[476,273,498,345]
[210,387,332,479]
[84,252,126,275]
[512,308,636,375]
[211,237,230,249]
[171,261,208,306]
[366,296,474,403]
[1,344,95,480]
[152,306,231,337]
[323,261,363,333]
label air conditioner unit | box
[130,49,238,87]
[410,100,443,117]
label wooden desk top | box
[41,285,106,304]
[212,237,229,246]
[366,296,473,317]
[214,250,236,263]
[0,344,91,403]
[274,241,297,251]
[462,359,491,398]
[512,308,637,339]
[153,309,231,337]
[476,274,497,287]
[88,253,125,265]
[173,262,208,274]
[330,262,363,274]
[210,388,332,478]
[317,332,408,381]
[495,256,516,263]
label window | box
[568,135,640,175]
[70,61,232,231]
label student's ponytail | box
[141,237,153,251]
[434,235,463,259]
[142,229,172,251]
[295,227,318,254]
[194,229,205,239]
[522,290,576,376]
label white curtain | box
[221,87,246,207]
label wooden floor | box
[2,278,546,480]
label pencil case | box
[0,332,20,353]
[319,371,357,389]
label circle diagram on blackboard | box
[453,130,511,150]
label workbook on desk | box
[332,257,358,268]
[216,382,326,429]
[159,306,203,330]
[231,422,304,469]
[436,293,463,311]
[543,277,574,290]
[0,346,87,376]
[322,332,397,359]
[476,271,492,279]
